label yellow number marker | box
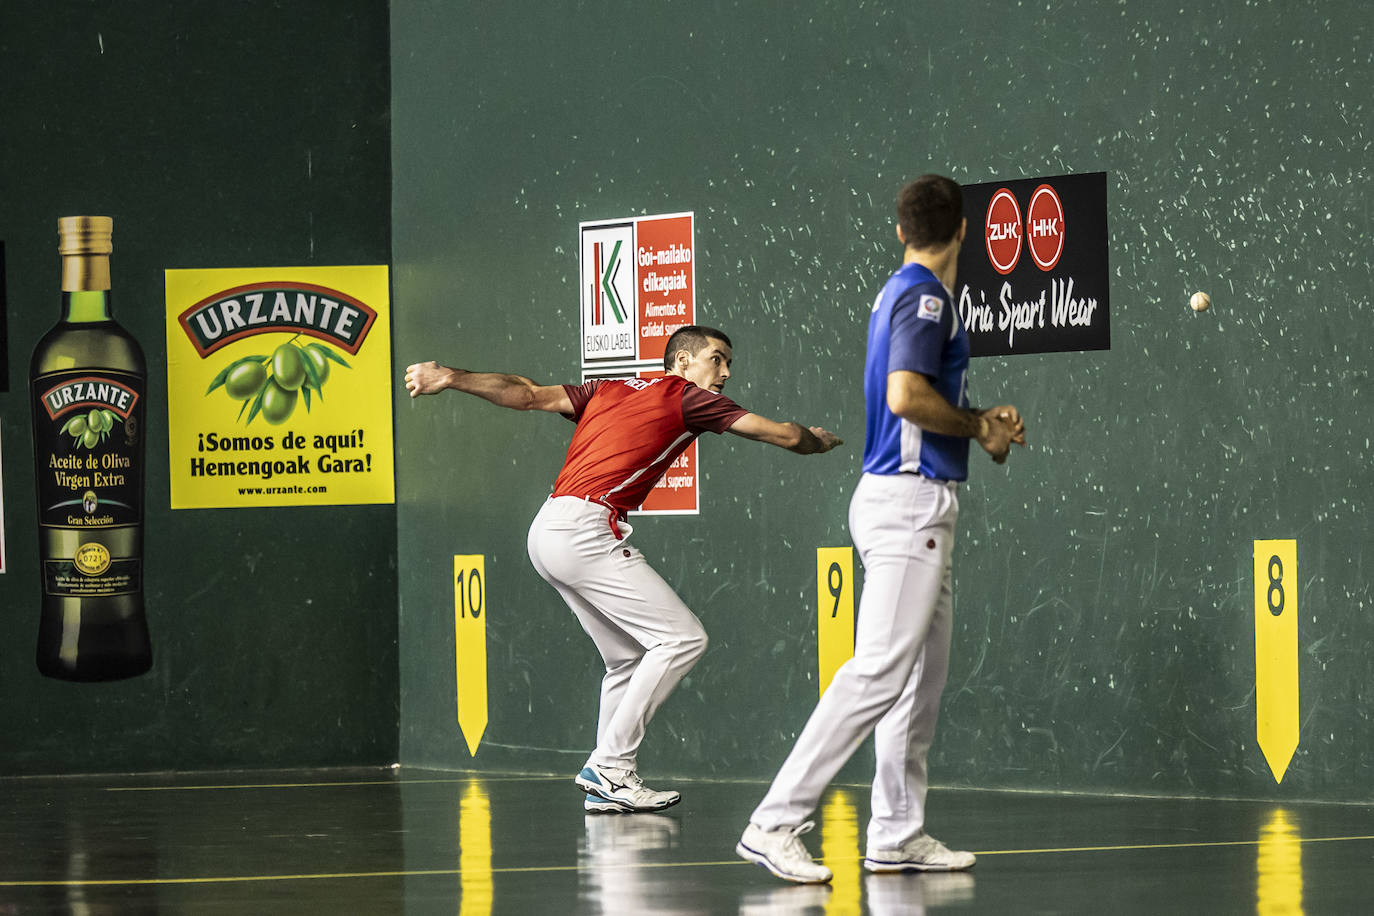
[1254,540,1298,783]
[817,547,855,697]
[455,555,488,757]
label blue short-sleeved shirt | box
[861,262,971,480]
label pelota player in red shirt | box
[405,326,841,812]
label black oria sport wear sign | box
[955,171,1111,357]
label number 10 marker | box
[455,554,487,757]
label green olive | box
[261,379,298,424]
[304,346,330,386]
[88,408,106,433]
[226,361,268,398]
[66,415,88,437]
[83,429,100,448]
[102,409,118,431]
[271,344,307,391]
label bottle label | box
[45,557,143,597]
[33,369,145,530]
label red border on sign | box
[1026,184,1066,271]
[984,188,1023,275]
[634,215,695,365]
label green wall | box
[2,0,1363,799]
[392,0,1372,801]
[0,2,397,773]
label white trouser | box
[527,496,709,771]
[751,473,958,849]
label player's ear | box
[896,224,907,246]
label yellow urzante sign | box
[164,265,394,508]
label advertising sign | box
[164,265,394,509]
[580,213,695,366]
[956,172,1110,356]
[578,212,700,516]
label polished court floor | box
[2,767,1372,914]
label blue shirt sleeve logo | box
[918,294,944,322]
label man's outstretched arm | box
[726,413,842,455]
[404,361,574,414]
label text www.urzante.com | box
[237,485,329,496]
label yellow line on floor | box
[3,834,1373,887]
[106,776,568,792]
[975,834,1374,856]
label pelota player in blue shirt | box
[739,174,1027,883]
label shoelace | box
[784,821,817,859]
[911,833,946,854]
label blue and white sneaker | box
[584,793,632,813]
[575,763,680,812]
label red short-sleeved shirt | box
[551,375,748,514]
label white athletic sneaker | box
[736,822,833,884]
[575,763,681,812]
[863,832,976,873]
[584,793,631,813]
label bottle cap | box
[58,216,114,256]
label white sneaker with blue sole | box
[736,822,833,884]
[575,763,680,812]
[863,832,976,872]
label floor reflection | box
[1256,808,1303,916]
[864,872,976,916]
[578,812,682,915]
[738,883,833,914]
[459,780,492,916]
[820,790,860,916]
[48,786,162,915]
[10,770,1367,914]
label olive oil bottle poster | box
[164,265,394,508]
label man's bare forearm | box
[407,361,543,409]
[406,360,573,413]
[891,386,988,439]
[447,369,545,410]
[726,413,842,453]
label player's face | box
[680,338,733,393]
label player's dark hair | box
[663,325,732,371]
[897,175,963,250]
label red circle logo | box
[1026,184,1065,271]
[984,189,1022,275]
